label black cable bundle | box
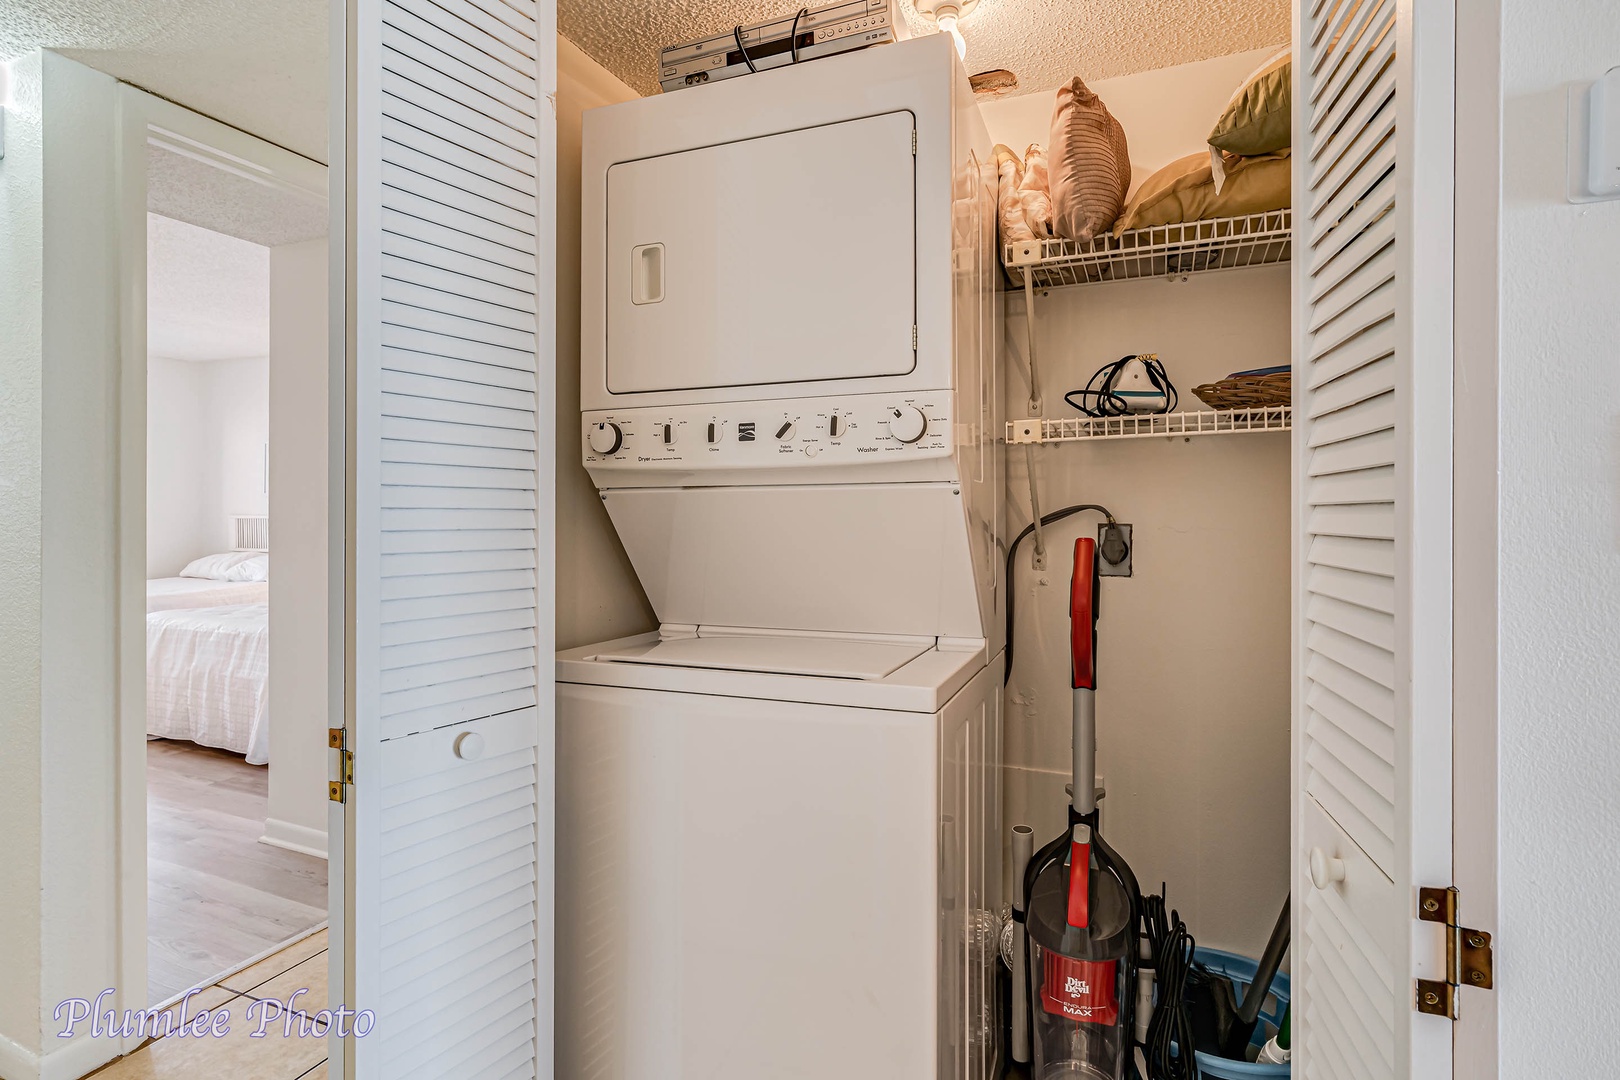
[1142,890,1199,1080]
[1003,503,1116,683]
[1065,355,1178,417]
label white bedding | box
[147,603,269,764]
[147,577,270,612]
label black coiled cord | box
[1003,503,1116,684]
[1065,355,1178,418]
[1143,890,1199,1080]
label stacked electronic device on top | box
[659,0,905,92]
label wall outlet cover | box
[1098,523,1132,577]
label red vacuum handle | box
[1066,824,1092,930]
[1070,537,1097,691]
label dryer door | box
[605,110,917,394]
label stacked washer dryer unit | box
[557,34,1002,1080]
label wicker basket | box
[1192,371,1292,410]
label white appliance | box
[559,35,1003,1079]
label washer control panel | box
[584,391,952,469]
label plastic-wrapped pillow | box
[1048,77,1130,243]
[994,144,1033,244]
[1017,144,1055,240]
[994,144,1054,246]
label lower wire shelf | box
[1009,406,1292,444]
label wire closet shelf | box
[1009,405,1292,444]
[1004,210,1293,288]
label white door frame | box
[113,84,329,1044]
[1451,0,1502,1068]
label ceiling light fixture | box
[913,0,978,60]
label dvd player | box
[659,0,905,93]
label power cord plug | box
[1100,522,1130,566]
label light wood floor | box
[92,929,329,1079]
[148,740,327,1004]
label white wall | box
[145,356,209,576]
[555,37,655,650]
[145,354,268,576]
[979,47,1278,199]
[0,49,49,1078]
[984,58,1293,960]
[1493,0,1620,1070]
[265,237,331,858]
[0,51,125,1080]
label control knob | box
[659,422,678,446]
[887,405,929,444]
[587,422,623,456]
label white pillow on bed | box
[226,554,269,582]
[179,552,255,580]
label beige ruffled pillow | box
[1048,77,1130,242]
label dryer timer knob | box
[587,422,623,456]
[888,406,928,444]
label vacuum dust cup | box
[1025,826,1132,1080]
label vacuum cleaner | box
[1013,536,1144,1080]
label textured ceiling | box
[0,0,328,163]
[148,145,329,248]
[147,214,270,363]
[560,0,1289,99]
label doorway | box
[115,85,333,1026]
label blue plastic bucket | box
[1187,948,1291,1079]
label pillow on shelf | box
[1048,76,1130,243]
[1115,150,1291,234]
[1209,48,1293,158]
[994,144,1032,245]
[1018,143,1055,239]
[179,551,255,580]
[226,554,269,582]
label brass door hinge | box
[1415,886,1493,1018]
[329,727,353,803]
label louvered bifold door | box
[342,0,554,1076]
[1291,0,1453,1074]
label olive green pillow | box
[1209,49,1292,157]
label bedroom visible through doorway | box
[142,145,330,1006]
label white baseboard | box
[0,1031,37,1080]
[0,1029,123,1080]
[260,818,329,860]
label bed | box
[146,517,271,762]
[147,602,270,764]
[147,577,269,612]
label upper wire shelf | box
[1009,406,1292,444]
[1004,210,1293,289]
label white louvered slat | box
[1294,0,1453,1070]
[348,0,549,1072]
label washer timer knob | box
[587,422,623,455]
[888,406,928,444]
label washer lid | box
[593,632,931,681]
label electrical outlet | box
[1098,523,1132,577]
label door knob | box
[1309,847,1345,890]
[454,731,486,761]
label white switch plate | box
[1569,69,1620,203]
